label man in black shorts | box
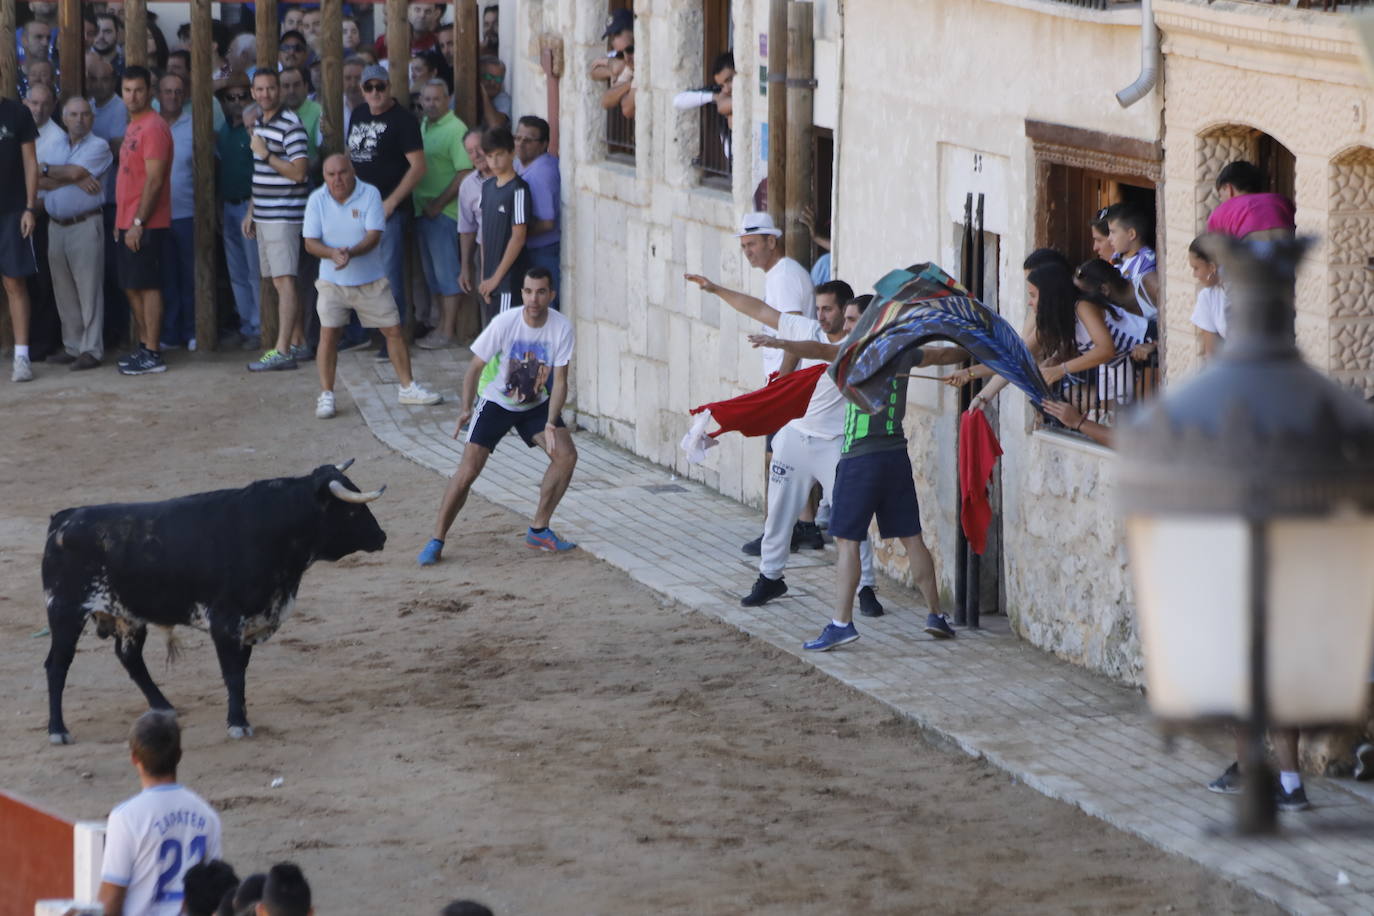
[418,266,578,565]
[752,295,966,651]
[0,95,39,382]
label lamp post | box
[1117,235,1374,834]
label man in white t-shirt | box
[686,275,883,616]
[98,711,222,916]
[732,210,815,381]
[418,265,578,564]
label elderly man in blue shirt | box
[304,153,442,420]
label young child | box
[477,125,530,325]
[1187,235,1228,358]
[1090,206,1117,265]
[1106,204,1159,319]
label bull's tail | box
[161,626,183,668]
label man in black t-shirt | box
[0,98,40,383]
[477,125,528,326]
[346,64,426,352]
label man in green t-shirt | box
[414,79,472,348]
[752,294,966,651]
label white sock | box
[1279,771,1302,793]
[14,345,29,358]
[832,618,849,629]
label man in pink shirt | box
[1206,160,1295,241]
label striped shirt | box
[250,108,310,224]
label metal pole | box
[766,0,787,237]
[953,192,974,627]
[321,0,344,156]
[125,0,148,69]
[191,0,217,350]
[58,0,84,102]
[783,2,813,262]
[1240,519,1277,834]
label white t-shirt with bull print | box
[471,307,574,412]
[101,784,222,916]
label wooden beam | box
[0,0,18,99]
[453,0,477,127]
[321,0,344,156]
[125,0,148,69]
[783,2,813,263]
[766,0,787,244]
[387,0,410,104]
[58,0,83,102]
[256,0,279,348]
[191,0,217,350]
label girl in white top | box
[1187,235,1228,358]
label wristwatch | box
[133,217,144,228]
[41,163,49,177]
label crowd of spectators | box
[4,0,566,423]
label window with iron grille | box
[603,0,635,162]
[695,0,733,186]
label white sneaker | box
[315,390,336,419]
[12,354,33,382]
[187,338,198,352]
[398,381,443,406]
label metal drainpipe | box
[1115,0,1158,108]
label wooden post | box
[125,0,148,69]
[387,0,410,103]
[256,0,280,349]
[191,0,217,350]
[454,0,478,127]
[321,0,344,156]
[0,0,18,99]
[58,0,84,102]
[766,0,788,243]
[783,2,813,262]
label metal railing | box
[1042,351,1158,436]
[695,106,732,183]
[606,107,635,160]
[1043,0,1138,8]
[1228,0,1374,8]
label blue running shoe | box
[924,613,956,639]
[803,622,859,652]
[417,538,444,566]
[526,527,577,552]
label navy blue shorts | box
[828,449,922,541]
[0,208,37,279]
[468,397,566,451]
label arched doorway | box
[1195,124,1295,230]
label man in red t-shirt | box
[113,65,173,376]
[374,1,440,60]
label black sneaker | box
[116,348,144,373]
[791,520,825,551]
[119,347,168,376]
[858,586,884,617]
[923,613,956,639]
[1276,784,1311,812]
[740,574,787,607]
[1206,761,1243,795]
[742,534,763,556]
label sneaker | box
[119,348,167,376]
[791,520,825,551]
[742,534,763,556]
[417,332,455,350]
[239,334,262,351]
[526,527,577,551]
[160,340,182,351]
[398,381,443,406]
[290,343,315,363]
[923,613,956,639]
[1276,784,1311,812]
[740,574,787,607]
[116,349,142,373]
[315,391,336,419]
[374,342,390,361]
[804,622,859,652]
[858,586,884,617]
[1355,743,1374,782]
[1207,762,1244,795]
[247,349,297,372]
[187,338,197,352]
[417,538,444,566]
[11,354,33,382]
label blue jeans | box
[380,208,410,323]
[416,213,460,297]
[159,216,195,345]
[222,200,261,336]
[522,242,561,309]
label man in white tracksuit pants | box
[683,274,883,614]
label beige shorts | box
[254,220,302,278]
[316,277,401,328]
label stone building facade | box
[501,0,1374,687]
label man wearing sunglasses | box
[346,64,426,359]
[478,56,511,121]
[215,74,262,351]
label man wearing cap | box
[346,63,427,359]
[589,9,634,83]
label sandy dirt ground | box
[0,351,1277,915]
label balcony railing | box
[606,107,635,161]
[695,107,732,185]
[1042,354,1157,439]
[1230,0,1374,8]
[1043,0,1138,8]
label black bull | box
[42,463,387,744]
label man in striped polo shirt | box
[243,69,311,373]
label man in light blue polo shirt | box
[304,153,441,419]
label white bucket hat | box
[734,211,783,238]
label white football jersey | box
[100,784,222,916]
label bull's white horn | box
[335,458,356,472]
[328,480,385,504]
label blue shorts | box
[416,213,461,297]
[0,208,37,279]
[468,396,566,451]
[828,449,922,541]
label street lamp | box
[1117,235,1374,834]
